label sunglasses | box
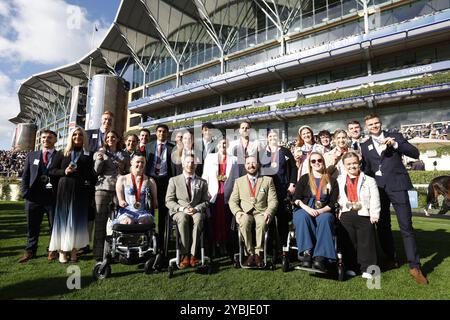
[310,159,323,164]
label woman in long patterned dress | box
[49,126,94,263]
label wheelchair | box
[281,202,345,281]
[232,215,277,270]
[166,212,213,278]
[92,203,162,280]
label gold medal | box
[271,162,278,168]
[40,175,49,184]
[315,201,324,209]
[134,202,141,210]
[352,202,362,210]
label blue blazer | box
[20,150,63,204]
[144,140,175,178]
[361,131,419,191]
[86,129,105,153]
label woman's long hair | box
[64,126,88,157]
[296,126,316,148]
[307,152,330,196]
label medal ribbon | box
[315,177,325,202]
[346,175,359,202]
[247,177,257,198]
[131,174,144,207]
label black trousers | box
[25,201,54,253]
[154,175,169,255]
[378,187,420,268]
[340,212,377,272]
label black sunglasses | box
[310,159,323,164]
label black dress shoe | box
[313,256,326,271]
[382,259,399,271]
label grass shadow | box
[0,275,96,299]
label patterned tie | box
[186,177,192,201]
[352,141,358,151]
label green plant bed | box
[409,171,450,185]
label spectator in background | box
[317,130,332,153]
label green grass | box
[1,201,449,300]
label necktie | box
[251,177,256,188]
[352,141,358,151]
[140,145,145,153]
[43,151,49,167]
[186,177,192,201]
[155,144,162,175]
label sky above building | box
[0,0,121,149]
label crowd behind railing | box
[0,150,27,178]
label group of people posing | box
[18,110,428,285]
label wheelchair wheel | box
[144,256,157,274]
[282,256,290,273]
[93,262,111,280]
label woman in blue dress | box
[292,152,339,271]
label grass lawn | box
[1,201,449,300]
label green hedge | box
[409,170,450,185]
[277,71,450,110]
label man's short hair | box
[240,121,251,128]
[131,153,146,162]
[40,129,57,138]
[126,133,138,140]
[347,120,361,127]
[155,124,169,132]
[364,113,380,122]
[102,110,114,118]
[202,122,215,130]
[342,151,360,163]
[317,130,331,138]
[139,128,151,136]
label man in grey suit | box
[165,154,209,269]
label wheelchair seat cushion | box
[112,223,154,233]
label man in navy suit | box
[86,110,113,153]
[19,130,63,263]
[361,114,428,284]
[144,124,175,256]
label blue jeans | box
[293,208,336,260]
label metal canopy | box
[13,0,313,125]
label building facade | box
[11,0,450,148]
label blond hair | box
[64,126,88,157]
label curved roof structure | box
[12,0,312,124]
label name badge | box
[368,144,374,151]
[84,151,90,156]
[375,170,382,176]
[33,159,40,165]
[92,134,98,139]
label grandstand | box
[10,0,450,148]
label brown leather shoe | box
[47,251,57,261]
[179,256,190,269]
[409,267,429,285]
[254,254,264,268]
[19,252,34,263]
[190,256,199,267]
[244,254,256,267]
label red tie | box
[43,151,49,167]
[140,145,145,153]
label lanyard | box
[346,175,359,202]
[247,177,257,198]
[131,174,144,205]
[71,150,82,164]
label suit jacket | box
[361,131,419,191]
[229,175,278,217]
[20,150,63,205]
[165,174,209,216]
[49,150,96,187]
[337,172,380,219]
[145,140,175,178]
[202,153,240,203]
